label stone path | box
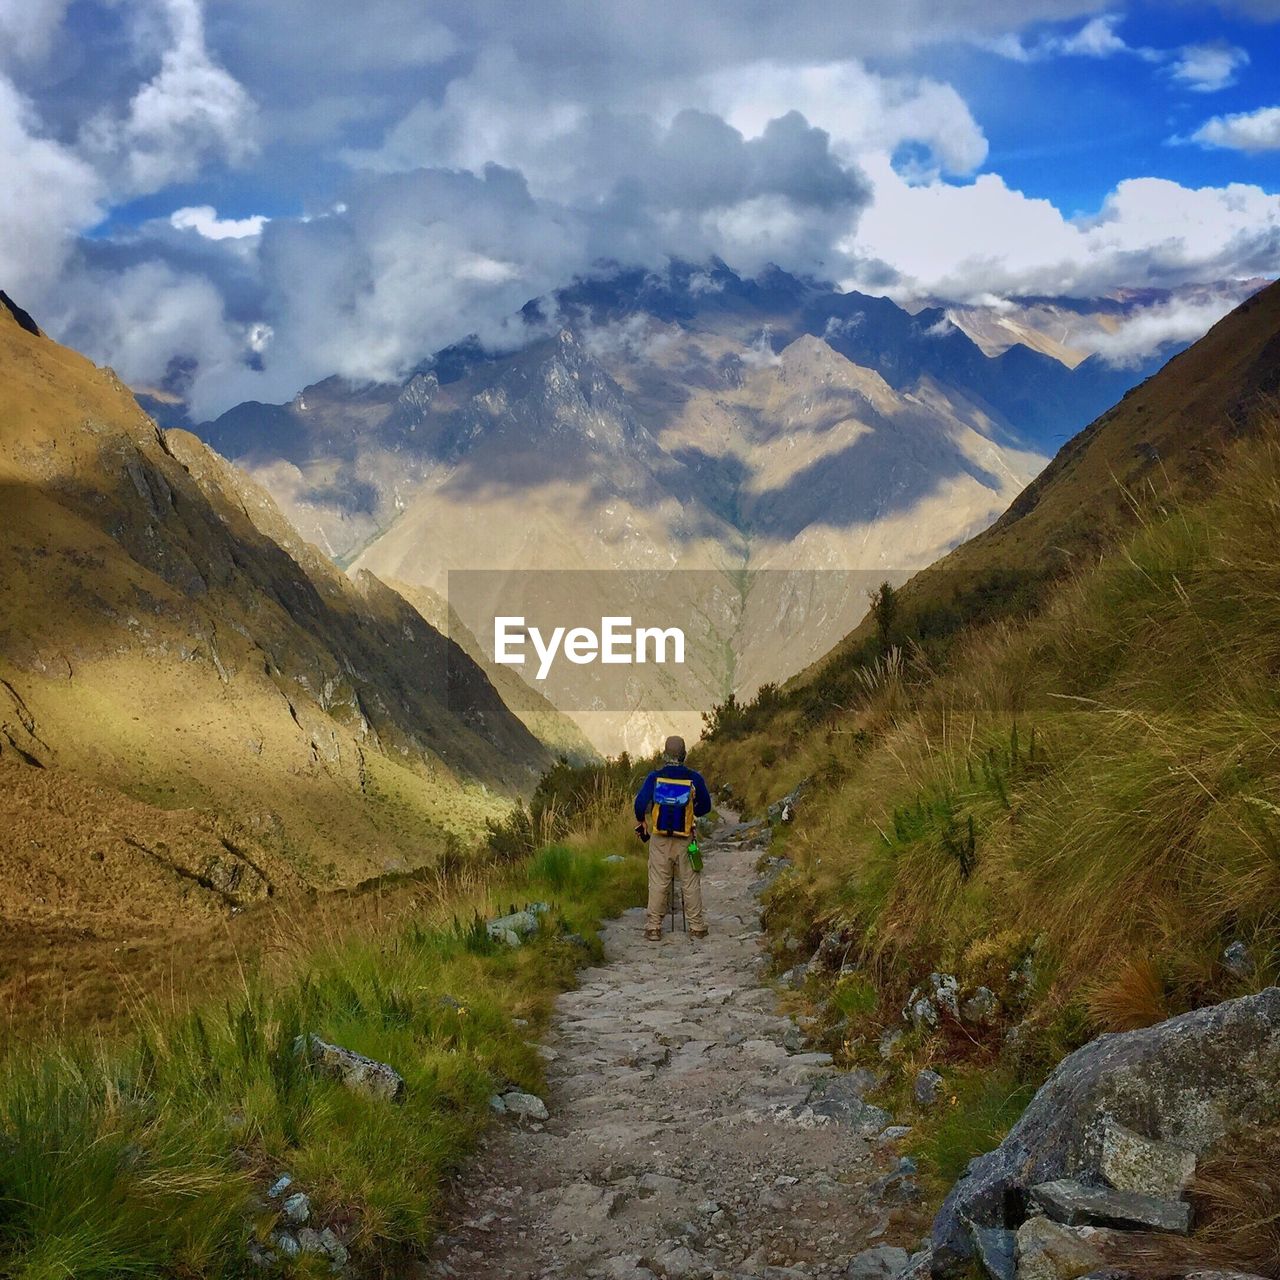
[425,817,927,1280]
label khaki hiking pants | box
[646,832,705,932]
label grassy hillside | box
[0,825,646,1277]
[0,301,556,1027]
[745,426,1280,1021]
[696,282,1280,1195]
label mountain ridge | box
[0,298,552,957]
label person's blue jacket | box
[635,764,712,826]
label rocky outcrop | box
[930,987,1280,1277]
[296,1035,406,1103]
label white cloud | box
[1054,14,1131,57]
[850,155,1280,303]
[0,0,71,66]
[698,60,988,177]
[1170,42,1249,92]
[1191,104,1280,152]
[46,259,245,392]
[0,76,104,298]
[984,13,1159,64]
[1087,294,1242,366]
[170,205,268,239]
[190,165,588,414]
[80,0,257,195]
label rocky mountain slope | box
[192,263,1162,754]
[782,276,1280,701]
[0,299,551,955]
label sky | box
[1,0,1278,418]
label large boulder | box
[931,987,1280,1277]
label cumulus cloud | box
[0,76,104,298]
[79,0,257,195]
[170,205,268,239]
[44,259,246,393]
[1191,104,1280,151]
[191,109,873,413]
[4,0,1277,421]
[850,156,1280,303]
[0,0,72,66]
[700,60,989,177]
[190,164,586,413]
[1170,42,1250,92]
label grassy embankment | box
[0,772,646,1279]
[698,426,1280,1200]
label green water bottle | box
[687,837,703,873]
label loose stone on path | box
[427,816,924,1279]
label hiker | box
[634,735,712,941]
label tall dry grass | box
[765,422,1280,1036]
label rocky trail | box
[426,816,927,1280]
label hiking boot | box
[690,927,709,939]
[644,928,662,941]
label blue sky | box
[1,1,1278,416]
[931,7,1280,212]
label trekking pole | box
[669,863,677,934]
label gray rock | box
[914,1068,944,1107]
[807,1073,892,1133]
[266,1174,292,1198]
[603,1257,658,1280]
[486,909,541,945]
[879,1028,904,1060]
[906,996,939,1033]
[1098,1117,1195,1198]
[931,988,1280,1277]
[968,1225,1016,1280]
[270,1231,301,1259]
[1222,941,1254,978]
[784,963,810,990]
[1014,1217,1115,1280]
[930,974,960,1019]
[877,1125,914,1144]
[502,1090,549,1121]
[783,1024,805,1053]
[296,1034,406,1104]
[488,1093,507,1114]
[1029,1179,1190,1234]
[767,780,809,824]
[654,1243,699,1277]
[846,1245,909,1280]
[811,929,853,972]
[317,1227,349,1266]
[296,1227,325,1255]
[604,854,627,864]
[281,1191,310,1225]
[901,1250,933,1280]
[870,1159,922,1204]
[962,987,999,1025]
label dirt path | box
[425,818,927,1280]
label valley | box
[189,263,1169,754]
